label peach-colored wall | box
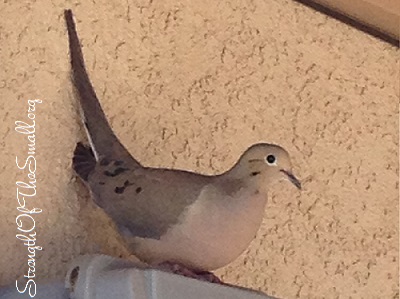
[0,1,398,298]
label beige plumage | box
[65,9,301,280]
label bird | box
[64,9,301,283]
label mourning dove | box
[65,9,301,282]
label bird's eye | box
[266,154,276,165]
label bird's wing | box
[88,165,212,240]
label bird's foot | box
[156,262,223,284]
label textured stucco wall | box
[0,1,398,298]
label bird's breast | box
[132,187,268,271]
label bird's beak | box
[280,169,302,190]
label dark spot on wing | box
[104,167,129,177]
[114,160,123,166]
[251,171,261,176]
[114,167,129,175]
[100,158,111,166]
[99,182,105,185]
[136,187,142,194]
[114,180,134,195]
[115,186,125,194]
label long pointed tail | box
[64,9,140,166]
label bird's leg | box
[156,262,223,284]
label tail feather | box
[73,142,96,181]
[64,9,140,167]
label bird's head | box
[231,143,301,190]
